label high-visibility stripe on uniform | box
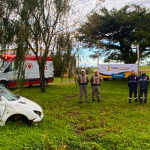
[80,75,87,83]
[92,75,100,84]
[139,79,148,81]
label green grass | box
[140,66,150,76]
[1,77,150,149]
[140,65,150,69]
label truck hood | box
[17,97,42,112]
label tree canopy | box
[0,0,71,92]
[77,5,150,63]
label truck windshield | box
[0,61,9,71]
[0,85,20,101]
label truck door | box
[4,62,15,81]
[0,96,6,120]
[3,62,19,87]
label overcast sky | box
[75,0,150,67]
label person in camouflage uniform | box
[90,70,101,102]
[77,69,89,104]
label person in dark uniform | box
[139,69,149,104]
[127,70,138,103]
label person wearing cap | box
[127,70,138,103]
[139,69,149,104]
[90,70,101,102]
[77,69,89,104]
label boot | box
[135,99,138,102]
[129,99,131,103]
[144,99,147,104]
[98,99,100,102]
[92,99,94,103]
[140,99,143,104]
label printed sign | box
[111,73,125,78]
[99,64,138,76]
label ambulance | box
[0,54,54,87]
[99,64,138,81]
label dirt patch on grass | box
[105,125,122,133]
[139,107,146,110]
[67,112,107,135]
[74,122,104,135]
[63,94,78,101]
[71,117,105,135]
[69,111,80,118]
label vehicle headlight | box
[33,110,41,117]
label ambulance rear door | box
[25,61,39,85]
[44,61,53,78]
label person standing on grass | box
[139,69,149,104]
[127,70,138,103]
[90,70,101,103]
[77,69,89,104]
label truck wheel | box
[103,78,109,81]
[0,81,8,88]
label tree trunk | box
[39,63,46,92]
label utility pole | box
[137,44,140,76]
[97,50,99,73]
[78,54,79,74]
[137,44,140,100]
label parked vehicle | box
[0,54,54,87]
[99,64,138,81]
[0,85,43,126]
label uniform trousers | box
[92,86,100,100]
[79,85,88,102]
[140,88,148,101]
[129,87,137,99]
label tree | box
[0,0,71,92]
[77,5,150,63]
[51,33,76,79]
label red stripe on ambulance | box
[0,54,54,88]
